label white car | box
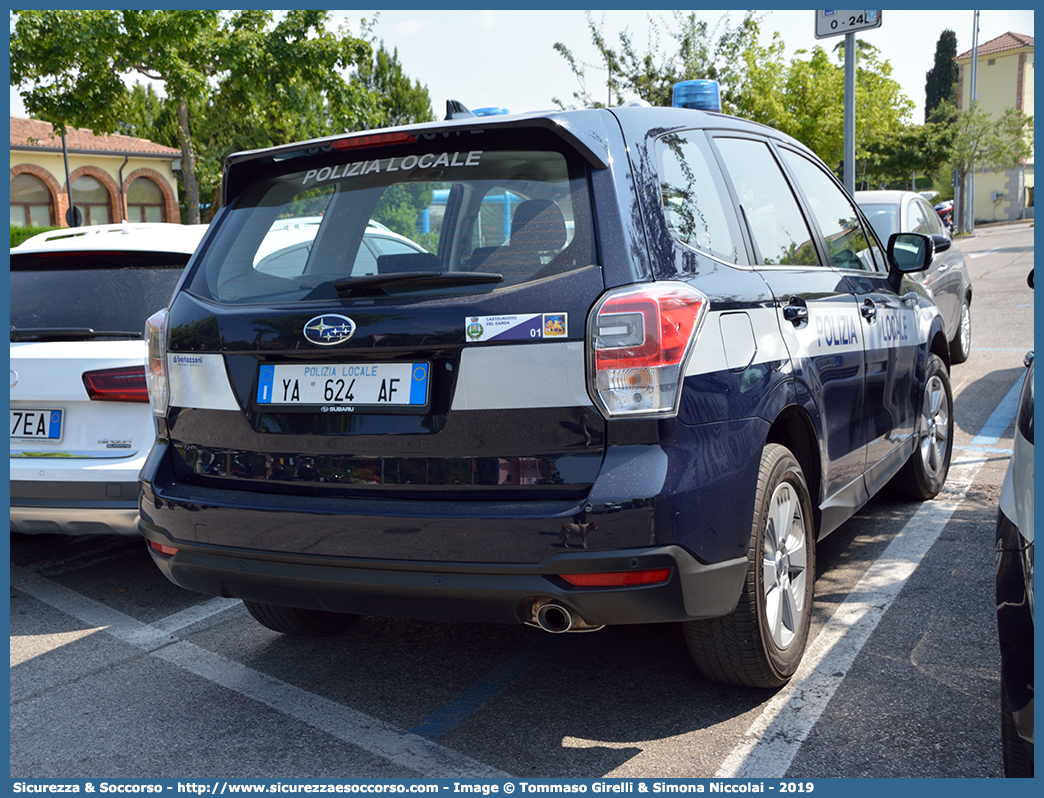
[251,217,428,278]
[10,222,208,536]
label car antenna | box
[445,100,476,120]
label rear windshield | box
[10,251,189,337]
[858,204,899,246]
[186,132,596,304]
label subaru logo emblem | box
[303,314,356,346]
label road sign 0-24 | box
[815,10,882,39]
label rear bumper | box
[144,540,747,626]
[10,479,140,536]
[139,428,761,626]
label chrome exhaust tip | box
[534,601,574,634]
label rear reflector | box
[82,365,149,403]
[559,568,671,587]
[331,132,418,150]
[149,541,178,557]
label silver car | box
[856,190,973,363]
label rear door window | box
[655,130,746,265]
[712,137,819,267]
[188,137,595,305]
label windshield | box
[859,204,900,246]
[188,135,595,305]
[10,251,188,336]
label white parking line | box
[149,596,242,635]
[9,567,510,778]
[716,453,984,778]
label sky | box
[8,9,1036,127]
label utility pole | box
[61,134,81,228]
[966,11,980,234]
[814,11,881,195]
[844,33,856,194]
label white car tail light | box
[146,309,169,417]
[587,282,708,418]
[82,366,149,403]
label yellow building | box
[956,32,1034,222]
[10,117,182,228]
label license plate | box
[256,362,430,411]
[10,409,63,441]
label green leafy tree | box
[552,11,761,110]
[861,121,954,190]
[353,41,435,129]
[734,39,912,171]
[11,10,375,224]
[925,29,958,124]
[948,103,1033,232]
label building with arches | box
[10,117,182,229]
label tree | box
[948,103,1033,232]
[10,10,375,224]
[352,41,435,129]
[734,39,913,170]
[924,30,958,124]
[552,11,761,110]
[860,122,954,190]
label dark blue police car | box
[140,86,953,688]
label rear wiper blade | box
[332,271,503,298]
[10,326,143,342]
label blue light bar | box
[472,107,510,117]
[672,80,721,112]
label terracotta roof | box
[10,116,180,157]
[956,32,1033,61]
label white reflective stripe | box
[686,307,788,377]
[805,303,864,356]
[167,353,239,411]
[452,341,593,410]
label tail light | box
[145,309,169,417]
[587,282,708,417]
[82,366,149,403]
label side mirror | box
[930,233,951,253]
[1028,269,1034,290]
[887,232,933,274]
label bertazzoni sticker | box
[465,313,568,342]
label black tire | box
[243,601,360,637]
[894,353,953,500]
[683,444,815,688]
[949,298,972,364]
[1001,681,1034,777]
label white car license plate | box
[256,362,430,409]
[10,409,64,441]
